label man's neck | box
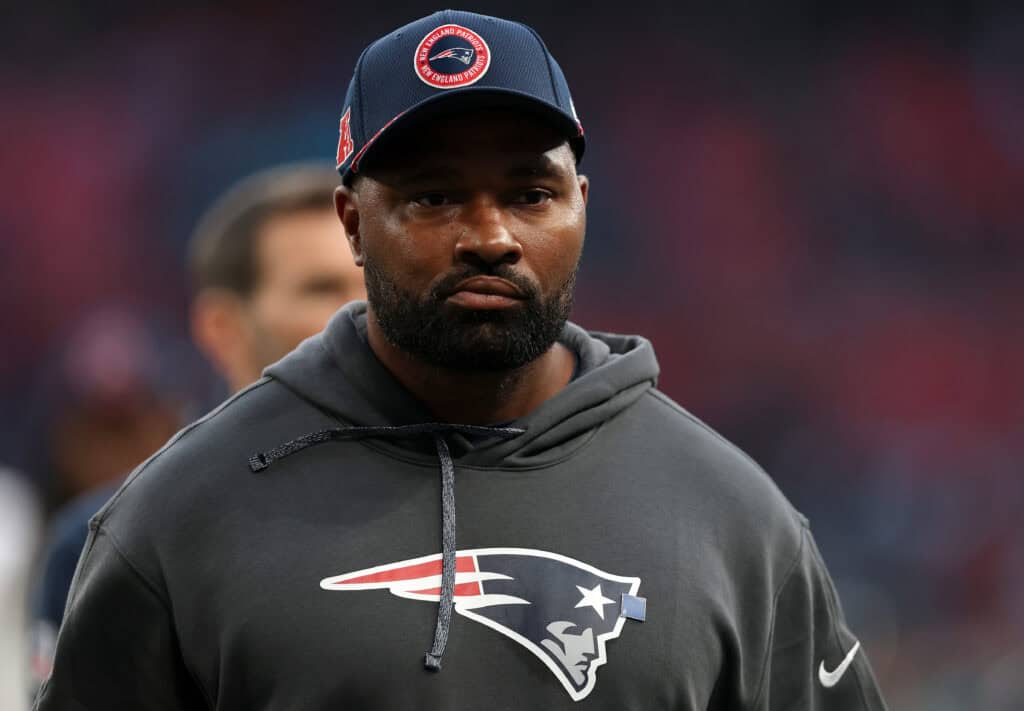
[365,314,576,425]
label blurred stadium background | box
[2,1,1022,708]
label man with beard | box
[36,11,887,710]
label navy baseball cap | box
[335,9,585,184]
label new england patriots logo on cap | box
[415,24,491,89]
[321,547,642,701]
[429,47,475,65]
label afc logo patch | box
[414,24,490,89]
[321,547,645,701]
[336,107,354,167]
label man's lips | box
[451,276,525,298]
[446,276,526,309]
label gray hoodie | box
[37,302,886,710]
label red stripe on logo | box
[409,581,483,596]
[337,555,476,585]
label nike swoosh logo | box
[818,640,861,688]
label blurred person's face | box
[53,394,181,499]
[243,208,365,370]
[193,208,365,392]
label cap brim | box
[344,87,585,183]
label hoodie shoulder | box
[90,377,335,582]
[629,388,807,562]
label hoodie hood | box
[264,301,659,469]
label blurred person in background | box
[188,161,366,393]
[39,308,186,506]
[28,306,187,686]
[30,161,365,686]
[0,467,42,711]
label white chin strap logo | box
[818,640,861,688]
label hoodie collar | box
[264,301,659,468]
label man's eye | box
[413,193,450,207]
[514,190,551,205]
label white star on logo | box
[575,583,615,619]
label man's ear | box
[190,289,256,392]
[335,185,363,266]
[577,174,589,206]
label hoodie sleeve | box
[34,525,210,711]
[753,525,887,711]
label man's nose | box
[453,198,523,267]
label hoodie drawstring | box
[249,423,523,672]
[425,434,455,671]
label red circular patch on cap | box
[414,24,491,89]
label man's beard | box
[365,261,577,372]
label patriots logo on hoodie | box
[320,547,642,701]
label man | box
[36,11,887,709]
[30,162,365,683]
[188,161,367,393]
